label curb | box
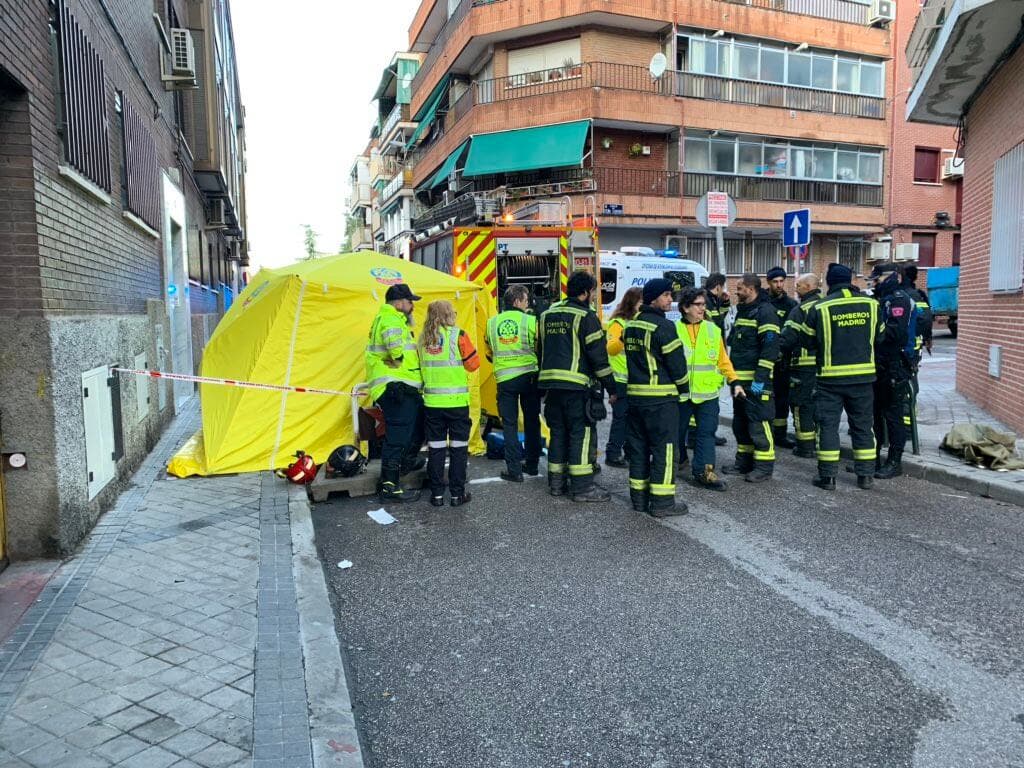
[719,415,1024,507]
[288,484,367,768]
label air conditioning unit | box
[170,28,196,77]
[868,239,892,262]
[894,243,919,262]
[869,0,895,26]
[665,235,688,255]
[208,199,227,227]
[942,157,965,179]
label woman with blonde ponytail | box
[419,300,480,508]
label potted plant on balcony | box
[564,57,582,77]
[601,136,613,151]
[549,66,563,81]
[629,141,643,158]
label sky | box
[231,1,422,270]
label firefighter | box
[801,263,881,491]
[485,285,541,483]
[766,266,798,448]
[604,287,643,468]
[779,273,822,459]
[420,300,480,507]
[902,265,933,357]
[704,272,729,332]
[870,263,916,479]
[538,271,617,502]
[723,273,780,483]
[676,287,740,492]
[364,283,426,503]
[624,279,690,516]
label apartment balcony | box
[382,170,415,203]
[714,0,870,25]
[348,182,371,213]
[683,172,883,207]
[381,103,413,143]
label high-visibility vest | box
[420,326,470,408]
[815,291,879,382]
[365,304,422,401]
[677,320,724,403]
[607,317,628,383]
[486,310,537,384]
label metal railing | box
[382,170,414,202]
[684,172,884,206]
[675,72,884,119]
[410,0,507,107]
[592,167,681,197]
[381,103,410,139]
[717,0,870,24]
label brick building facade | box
[907,0,1024,434]
[0,0,248,562]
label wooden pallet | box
[307,460,428,503]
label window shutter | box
[990,142,1024,292]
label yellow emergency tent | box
[168,252,497,478]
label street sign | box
[783,208,811,248]
[695,192,736,228]
[603,203,624,216]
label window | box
[53,1,111,191]
[811,55,835,89]
[683,131,883,185]
[990,142,1024,292]
[838,240,865,274]
[952,233,961,267]
[508,39,581,80]
[836,59,858,93]
[760,48,785,84]
[860,62,883,96]
[912,233,936,268]
[734,43,759,80]
[117,93,161,230]
[752,240,783,274]
[914,147,940,183]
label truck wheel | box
[948,318,958,338]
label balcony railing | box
[676,72,884,119]
[410,0,507,107]
[717,0,870,25]
[381,103,411,139]
[382,170,414,202]
[683,172,883,206]
[432,61,883,142]
[592,167,681,197]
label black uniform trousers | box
[378,383,425,474]
[789,368,817,453]
[496,373,542,475]
[424,405,471,498]
[732,384,776,473]
[605,381,629,461]
[772,363,791,436]
[543,389,593,494]
[627,400,678,511]
[874,370,912,461]
[815,381,876,478]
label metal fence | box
[718,0,870,24]
[684,173,884,207]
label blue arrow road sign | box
[783,209,811,248]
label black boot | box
[714,434,728,447]
[500,470,524,483]
[400,455,426,474]
[693,465,727,491]
[629,489,649,513]
[378,467,422,503]
[813,476,837,491]
[548,472,568,497]
[450,492,472,507]
[857,475,874,490]
[522,462,540,477]
[605,454,628,468]
[774,429,795,449]
[573,485,611,503]
[875,450,903,480]
[793,441,816,459]
[721,456,753,476]
[649,497,688,517]
[745,461,773,483]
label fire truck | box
[409,200,599,313]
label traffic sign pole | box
[715,225,726,276]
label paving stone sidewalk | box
[0,399,362,768]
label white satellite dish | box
[649,52,668,79]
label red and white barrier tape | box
[110,368,366,398]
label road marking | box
[660,508,1024,767]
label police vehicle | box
[599,247,710,321]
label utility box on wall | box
[82,365,116,499]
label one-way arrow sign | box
[783,209,811,248]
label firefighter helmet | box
[281,451,317,484]
[327,445,367,478]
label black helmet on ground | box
[327,445,367,478]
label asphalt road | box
[313,419,1024,768]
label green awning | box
[421,140,471,191]
[462,120,591,177]
[408,81,448,149]
[412,75,450,121]
[373,66,397,101]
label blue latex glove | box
[750,381,765,396]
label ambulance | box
[600,247,709,322]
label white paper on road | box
[337,560,353,569]
[368,508,397,525]
[469,476,501,485]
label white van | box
[600,247,710,322]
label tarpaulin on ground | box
[940,423,1024,471]
[168,252,497,477]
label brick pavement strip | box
[0,398,364,768]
